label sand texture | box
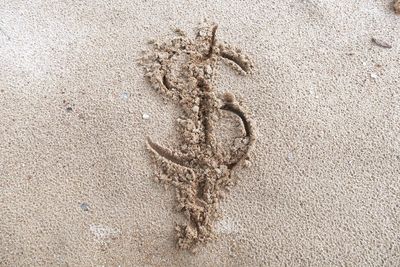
[1,0,400,266]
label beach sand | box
[1,0,399,266]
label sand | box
[1,0,399,266]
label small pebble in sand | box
[371,37,392,49]
[80,203,90,211]
[223,92,235,103]
[287,152,294,162]
[66,107,73,112]
[121,92,129,100]
[173,28,186,36]
[142,113,150,120]
[192,105,199,113]
[204,65,212,75]
[370,73,378,80]
[243,160,252,168]
[395,0,400,14]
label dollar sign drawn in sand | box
[140,23,256,250]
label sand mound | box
[140,23,256,250]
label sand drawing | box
[140,23,256,250]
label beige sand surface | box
[1,0,399,266]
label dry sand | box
[1,0,399,266]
